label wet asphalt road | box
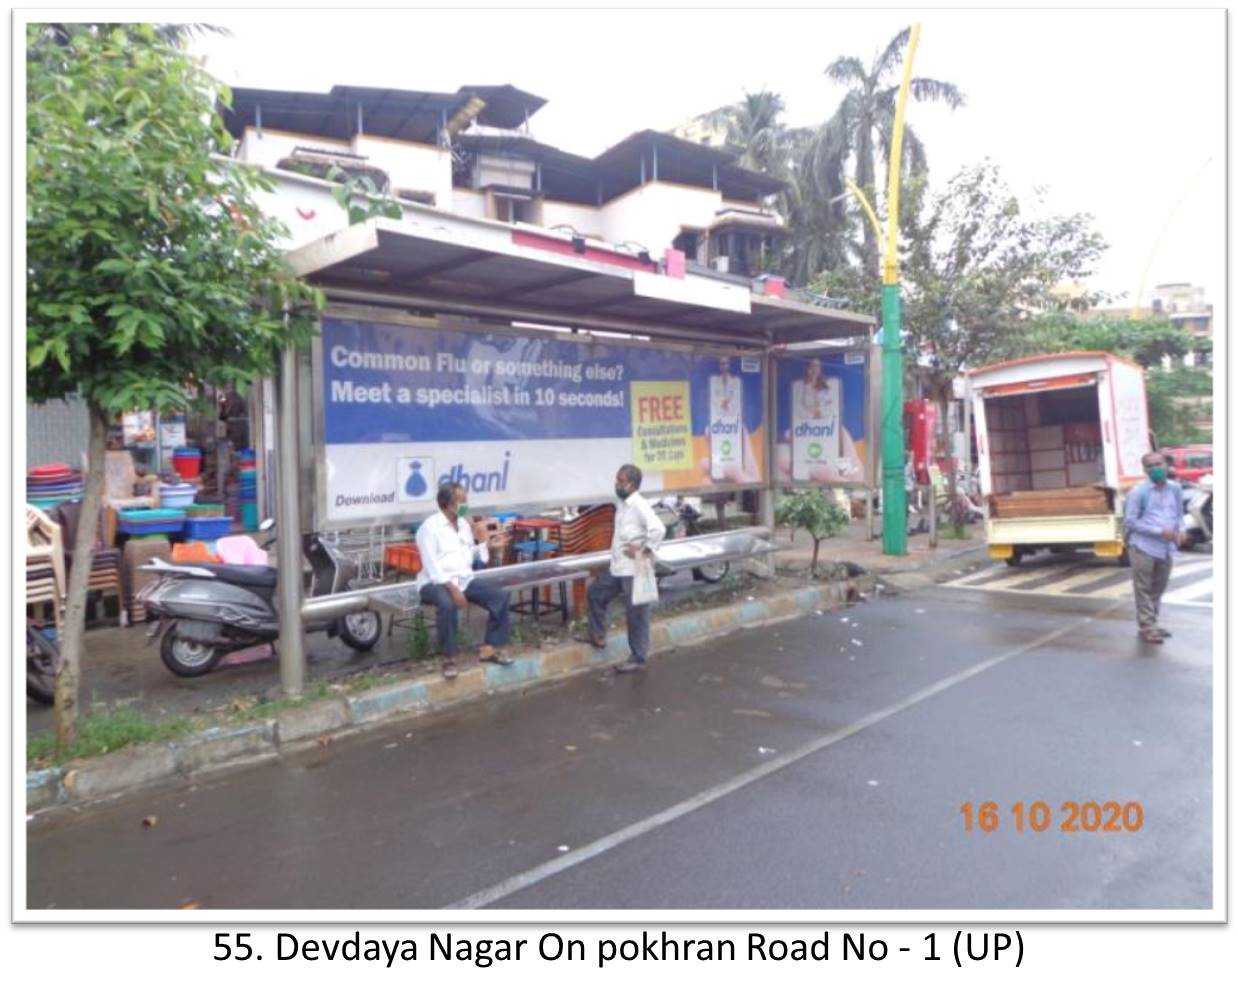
[26,577,1212,911]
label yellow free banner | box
[630,381,694,471]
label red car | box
[1164,446,1213,483]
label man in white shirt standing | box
[416,482,514,679]
[576,464,666,673]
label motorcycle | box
[26,621,58,705]
[1181,474,1213,550]
[138,521,383,677]
[651,496,730,585]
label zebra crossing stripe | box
[1080,577,1137,599]
[1164,558,1215,580]
[979,564,1078,590]
[1036,567,1123,595]
[956,564,1007,586]
[1163,577,1214,605]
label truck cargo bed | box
[989,486,1111,519]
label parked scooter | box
[1181,474,1213,551]
[651,496,730,585]
[26,621,58,705]
[139,520,383,677]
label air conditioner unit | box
[712,256,730,274]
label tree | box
[26,23,323,746]
[685,93,849,286]
[775,490,850,577]
[996,312,1211,446]
[899,161,1108,372]
[815,26,965,275]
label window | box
[672,230,700,261]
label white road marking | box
[978,564,1079,591]
[444,614,1095,910]
[1163,558,1215,581]
[1163,577,1215,606]
[955,564,1008,586]
[1036,567,1124,595]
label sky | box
[193,7,1225,310]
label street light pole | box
[880,22,922,556]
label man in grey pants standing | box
[1124,451,1185,645]
[576,464,667,673]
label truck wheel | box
[1005,550,1024,567]
[1116,547,1131,568]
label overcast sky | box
[194,7,1225,308]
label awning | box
[287,216,875,348]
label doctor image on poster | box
[778,357,864,483]
[703,355,760,483]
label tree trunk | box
[811,537,821,577]
[55,402,109,748]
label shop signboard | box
[774,349,872,487]
[315,315,767,525]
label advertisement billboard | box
[315,315,767,524]
[774,350,871,486]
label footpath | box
[27,519,989,813]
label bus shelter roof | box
[287,216,875,349]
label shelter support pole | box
[759,348,777,573]
[881,284,907,556]
[276,343,306,697]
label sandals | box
[1138,628,1164,644]
[573,633,606,649]
[480,650,515,666]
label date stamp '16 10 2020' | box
[961,801,1144,834]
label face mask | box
[615,486,631,501]
[1147,466,1167,484]
[455,502,470,518]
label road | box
[27,555,1213,911]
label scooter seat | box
[204,564,279,588]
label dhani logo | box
[709,419,740,435]
[795,422,836,437]
[438,452,512,494]
[397,457,434,499]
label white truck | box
[965,351,1152,566]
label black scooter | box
[138,521,382,677]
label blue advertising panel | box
[318,316,767,522]
[774,349,870,486]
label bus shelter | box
[273,215,876,694]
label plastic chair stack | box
[559,504,617,618]
[26,505,66,630]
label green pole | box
[881,283,907,555]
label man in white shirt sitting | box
[576,464,667,673]
[415,482,514,679]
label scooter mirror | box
[259,518,276,532]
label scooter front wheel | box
[26,626,58,705]
[693,561,730,584]
[161,625,222,677]
[338,610,382,652]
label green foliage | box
[27,709,196,767]
[899,161,1108,371]
[327,166,404,226]
[405,611,434,661]
[776,490,849,576]
[995,312,1196,368]
[1146,368,1212,446]
[26,23,324,413]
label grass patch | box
[27,709,199,768]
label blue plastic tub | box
[181,517,233,540]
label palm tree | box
[699,91,792,175]
[689,93,850,286]
[814,26,965,274]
